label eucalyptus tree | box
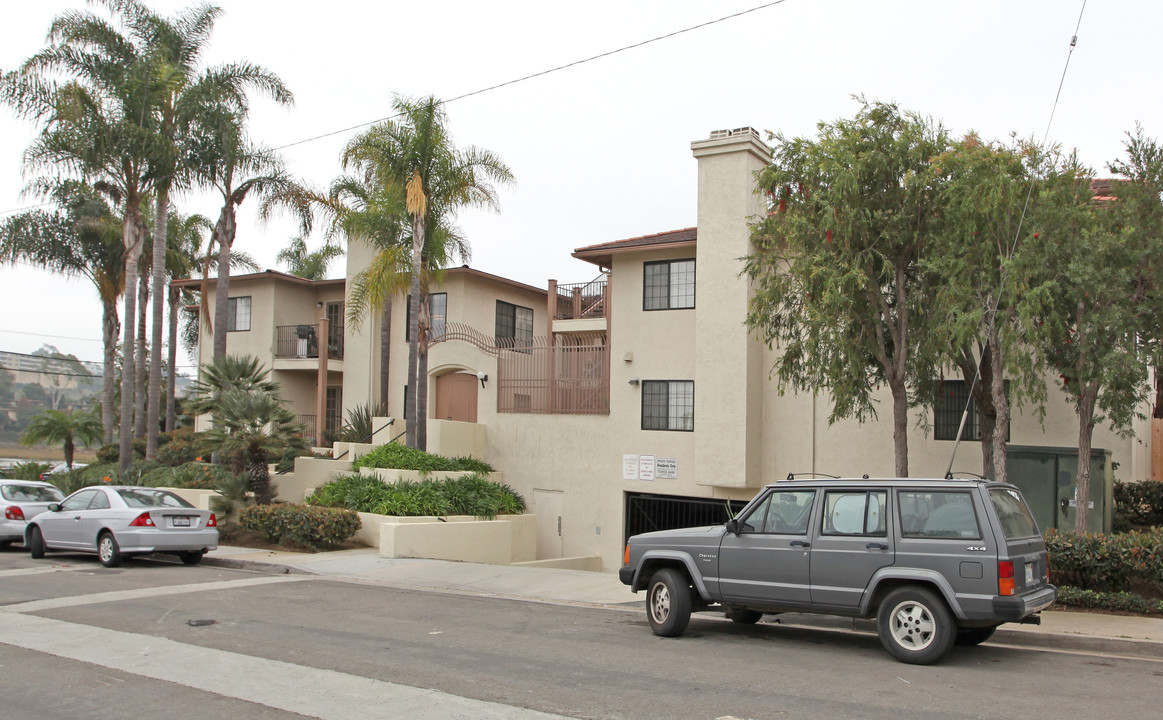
[340,95,513,450]
[744,99,950,477]
[0,182,124,443]
[1026,128,1163,532]
[0,2,162,473]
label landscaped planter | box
[355,511,536,564]
[357,467,505,484]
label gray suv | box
[619,477,1056,664]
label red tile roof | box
[572,227,696,267]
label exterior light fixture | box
[477,371,488,388]
[628,378,640,386]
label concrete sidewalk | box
[204,545,1163,661]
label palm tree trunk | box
[379,296,391,406]
[118,214,144,475]
[147,189,169,456]
[165,286,179,432]
[212,206,235,360]
[134,269,149,438]
[417,269,431,452]
[405,214,424,448]
[101,298,119,445]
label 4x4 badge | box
[966,546,988,552]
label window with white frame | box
[642,380,694,431]
[643,259,695,310]
[227,296,251,332]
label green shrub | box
[138,462,233,490]
[6,461,51,480]
[1055,586,1163,614]
[156,428,201,467]
[1045,528,1163,592]
[351,443,493,474]
[238,503,361,549]
[1114,480,1163,528]
[95,437,147,464]
[306,471,525,519]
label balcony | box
[551,277,608,337]
[275,322,344,361]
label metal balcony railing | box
[275,322,344,360]
[554,277,607,320]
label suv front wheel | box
[646,568,692,637]
[876,586,955,665]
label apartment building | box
[186,128,1153,571]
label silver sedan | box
[1,479,65,545]
[26,485,218,567]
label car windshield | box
[988,487,1040,539]
[116,488,194,509]
[1,484,64,502]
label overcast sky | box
[2,0,1160,372]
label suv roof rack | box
[784,472,840,481]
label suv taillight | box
[129,512,154,527]
[998,560,1015,596]
[4,506,24,521]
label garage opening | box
[623,492,749,544]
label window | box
[738,490,816,534]
[934,380,1010,441]
[405,293,447,341]
[642,380,694,431]
[495,300,534,346]
[643,259,695,310]
[988,488,1040,539]
[898,490,981,539]
[227,296,251,332]
[60,490,98,512]
[822,491,887,536]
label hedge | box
[1055,586,1163,615]
[239,504,361,549]
[351,443,494,474]
[306,472,525,519]
[1044,528,1163,592]
[1114,480,1163,528]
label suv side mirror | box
[725,518,740,534]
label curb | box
[201,555,311,575]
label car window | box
[988,487,1040,539]
[1,484,64,502]
[739,490,815,534]
[87,491,111,510]
[822,491,887,536]
[898,490,981,539]
[60,490,98,512]
[116,488,193,509]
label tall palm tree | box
[2,2,163,474]
[127,1,293,458]
[21,408,103,470]
[0,182,124,443]
[276,234,344,280]
[163,210,214,432]
[341,95,513,449]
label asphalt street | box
[1,548,1160,720]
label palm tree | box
[1,2,163,474]
[276,234,344,280]
[341,95,513,449]
[21,408,103,470]
[185,354,280,418]
[129,1,293,459]
[0,182,125,443]
[163,210,214,432]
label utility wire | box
[945,0,1088,478]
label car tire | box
[97,532,122,568]
[726,607,764,625]
[0,540,11,548]
[646,568,692,638]
[877,586,955,665]
[27,526,45,559]
[955,625,998,646]
[179,551,205,566]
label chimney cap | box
[709,127,759,141]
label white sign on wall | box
[656,458,677,479]
[639,455,656,481]
[622,454,639,481]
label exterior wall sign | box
[639,455,656,481]
[655,458,677,479]
[623,454,639,481]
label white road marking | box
[0,613,574,720]
[0,565,88,578]
[1,576,309,613]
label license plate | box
[172,516,192,527]
[1025,562,1035,586]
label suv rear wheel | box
[955,625,998,646]
[646,568,692,637]
[877,586,955,665]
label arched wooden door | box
[434,372,478,423]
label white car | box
[26,485,218,567]
[1,479,65,545]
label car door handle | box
[866,542,888,550]
[790,540,811,548]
